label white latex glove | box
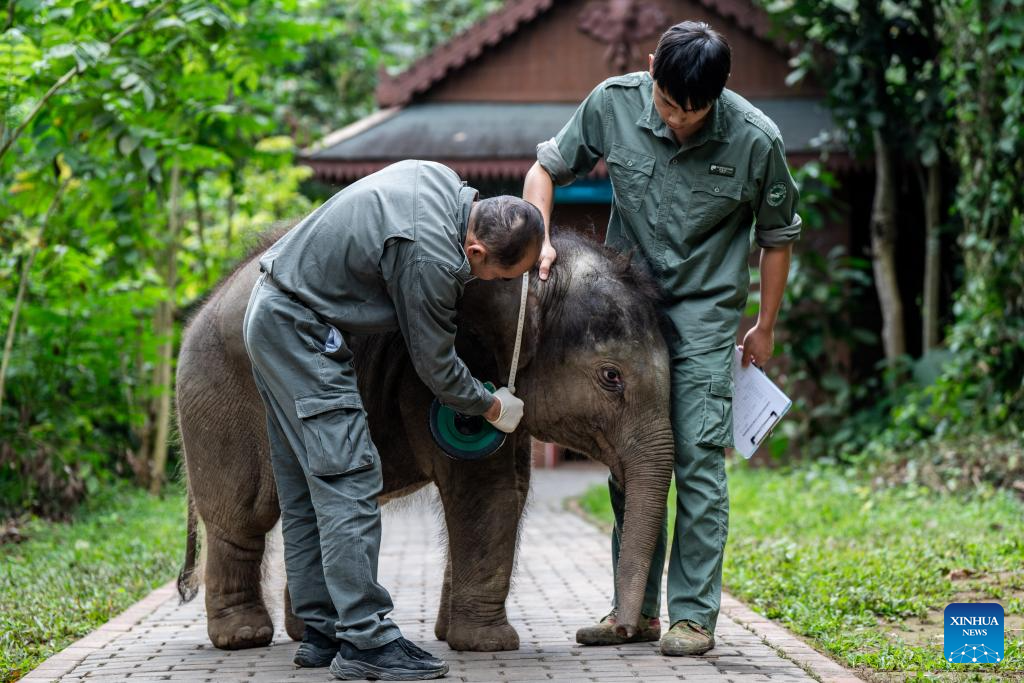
[487,387,524,433]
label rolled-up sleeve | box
[536,84,607,187]
[753,137,802,248]
[386,260,494,415]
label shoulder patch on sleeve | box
[767,181,788,207]
[744,110,781,141]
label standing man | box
[244,160,543,680]
[523,22,801,656]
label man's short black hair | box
[472,196,544,267]
[652,21,731,111]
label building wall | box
[423,0,818,104]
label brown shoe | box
[575,610,661,646]
[660,620,715,656]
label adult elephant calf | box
[175,230,674,652]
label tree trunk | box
[134,319,153,489]
[0,248,39,415]
[0,181,69,415]
[921,162,942,351]
[869,129,905,363]
[191,172,210,286]
[148,164,182,495]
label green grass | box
[579,462,1024,680]
[1,484,186,682]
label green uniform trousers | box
[242,273,402,649]
[610,343,733,634]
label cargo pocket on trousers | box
[295,391,376,477]
[697,373,734,448]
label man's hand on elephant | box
[538,241,557,281]
[740,324,774,368]
[486,387,524,433]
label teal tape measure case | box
[428,381,506,460]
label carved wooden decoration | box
[577,0,671,71]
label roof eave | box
[302,107,403,157]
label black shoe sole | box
[330,658,449,680]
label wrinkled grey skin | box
[175,230,674,652]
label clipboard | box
[731,346,792,459]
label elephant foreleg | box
[204,527,274,650]
[434,437,530,651]
[434,556,453,641]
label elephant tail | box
[177,488,200,604]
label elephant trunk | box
[612,423,675,637]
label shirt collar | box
[637,81,730,149]
[458,184,478,246]
[456,184,479,283]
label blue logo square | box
[944,603,1004,664]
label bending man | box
[244,160,542,680]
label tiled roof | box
[300,100,838,183]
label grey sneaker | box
[330,637,448,680]
[660,620,715,656]
[575,610,661,646]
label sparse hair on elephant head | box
[471,196,545,267]
[533,230,666,362]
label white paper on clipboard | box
[731,346,792,459]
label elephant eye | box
[599,366,624,392]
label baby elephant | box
[175,230,674,652]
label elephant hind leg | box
[204,528,274,650]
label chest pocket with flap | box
[688,176,744,229]
[606,144,656,213]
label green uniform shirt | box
[259,160,494,415]
[537,71,802,356]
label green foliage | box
[0,483,186,682]
[578,463,1024,676]
[281,0,503,146]
[0,0,326,514]
[0,163,311,516]
[766,0,947,163]
[919,1,1024,434]
[856,1,1024,454]
[764,0,1023,463]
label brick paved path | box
[25,466,859,682]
